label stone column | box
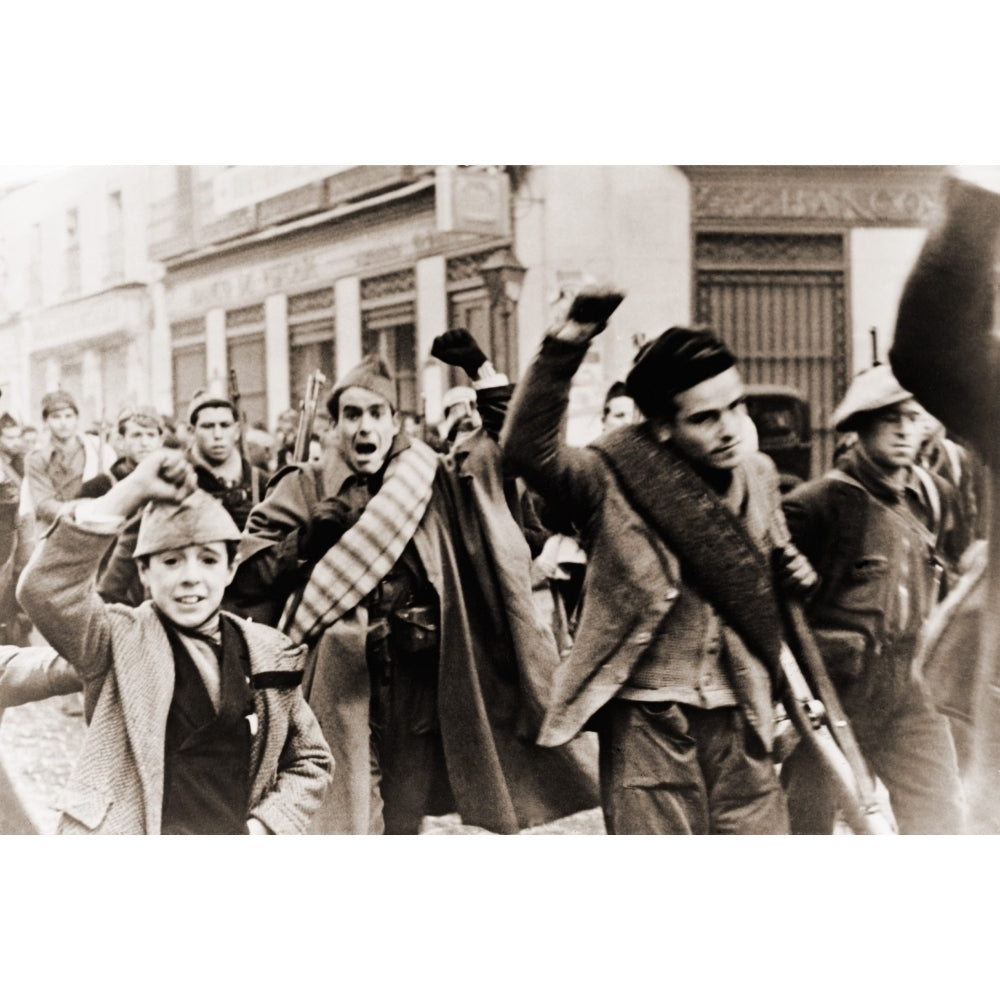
[415,255,447,423]
[205,307,227,394]
[265,292,290,429]
[334,275,361,381]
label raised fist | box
[300,497,359,561]
[567,288,625,327]
[431,328,488,379]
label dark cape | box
[232,430,599,834]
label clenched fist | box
[431,328,488,379]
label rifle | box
[229,368,249,463]
[779,600,895,835]
[293,370,327,462]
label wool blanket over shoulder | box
[281,438,439,643]
[589,424,785,683]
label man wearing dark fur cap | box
[502,291,816,834]
[227,345,598,835]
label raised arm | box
[501,289,625,522]
[17,449,197,679]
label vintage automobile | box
[744,384,813,492]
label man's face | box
[45,406,78,443]
[445,398,482,439]
[603,396,636,432]
[0,426,22,455]
[858,400,923,470]
[138,542,235,629]
[120,419,163,464]
[277,412,298,439]
[190,406,239,467]
[660,366,752,470]
[332,386,399,475]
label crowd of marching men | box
[1,171,998,835]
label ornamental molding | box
[225,303,265,328]
[696,232,844,267]
[690,179,943,226]
[446,249,495,285]
[360,268,416,301]
[288,286,336,316]
[170,317,206,341]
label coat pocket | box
[58,785,113,832]
[833,555,890,614]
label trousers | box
[366,647,453,835]
[596,700,788,835]
[783,681,964,834]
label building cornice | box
[680,165,947,227]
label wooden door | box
[695,232,848,475]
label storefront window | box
[172,343,206,423]
[362,320,417,417]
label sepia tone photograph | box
[2,6,998,995]
[0,163,993,841]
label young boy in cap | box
[17,448,332,835]
[780,365,964,834]
[502,292,816,835]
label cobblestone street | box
[0,693,605,835]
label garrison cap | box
[133,489,242,559]
[41,389,78,419]
[327,354,397,418]
[187,389,237,426]
[830,365,914,431]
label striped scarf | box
[280,438,439,644]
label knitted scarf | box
[589,424,785,682]
[280,438,439,644]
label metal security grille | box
[695,233,848,476]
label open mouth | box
[355,442,377,456]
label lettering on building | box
[692,183,942,226]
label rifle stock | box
[293,370,327,462]
[229,368,249,463]
[779,601,895,835]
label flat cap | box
[41,390,78,419]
